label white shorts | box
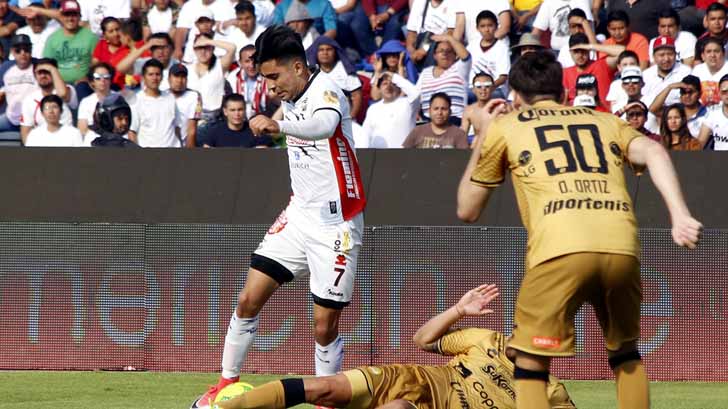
[251,204,364,309]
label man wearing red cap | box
[642,35,691,108]
[42,0,97,84]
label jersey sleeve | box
[471,118,508,187]
[309,79,344,117]
[436,328,494,356]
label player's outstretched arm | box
[412,284,499,351]
[627,136,703,249]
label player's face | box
[41,102,61,125]
[658,17,678,38]
[607,20,628,43]
[680,85,699,106]
[223,100,246,126]
[472,76,493,101]
[236,11,255,35]
[169,73,187,93]
[626,108,647,129]
[570,48,590,67]
[701,43,724,69]
[653,48,676,73]
[706,10,726,35]
[434,42,456,69]
[241,49,257,77]
[666,108,683,133]
[317,44,337,67]
[143,66,162,90]
[112,112,130,134]
[259,58,307,101]
[429,97,451,127]
[477,19,496,41]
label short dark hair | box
[87,61,116,81]
[719,73,728,86]
[658,9,680,26]
[617,50,639,64]
[706,2,727,15]
[40,94,63,113]
[254,25,306,66]
[430,92,451,108]
[149,32,173,47]
[702,37,725,53]
[235,0,256,16]
[223,93,246,108]
[567,8,587,20]
[122,17,143,42]
[476,10,498,26]
[33,57,57,70]
[142,58,164,75]
[682,74,701,93]
[472,71,494,83]
[239,44,256,59]
[509,50,563,103]
[626,99,648,116]
[568,32,589,47]
[606,10,630,26]
[100,16,120,34]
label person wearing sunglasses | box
[623,100,660,142]
[461,71,494,146]
[77,62,118,137]
[648,74,707,138]
[0,34,36,134]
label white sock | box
[221,313,259,379]
[315,336,343,376]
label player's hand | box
[249,115,280,136]
[671,214,703,249]
[454,284,499,317]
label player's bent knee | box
[608,349,642,371]
[236,290,267,317]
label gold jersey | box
[471,101,641,269]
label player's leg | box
[514,352,551,409]
[592,254,648,409]
[216,374,354,409]
[313,304,345,375]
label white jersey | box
[280,70,366,224]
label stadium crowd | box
[1,0,728,150]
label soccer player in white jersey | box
[191,25,366,409]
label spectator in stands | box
[0,0,25,59]
[24,94,83,146]
[85,93,136,147]
[129,58,181,147]
[284,0,318,49]
[369,41,417,101]
[361,72,420,148]
[649,74,706,137]
[574,73,609,112]
[694,2,727,64]
[146,0,174,36]
[611,66,659,132]
[649,9,696,66]
[0,34,35,133]
[185,32,235,129]
[405,0,455,69]
[562,32,624,107]
[453,0,511,46]
[43,0,97,85]
[179,9,217,64]
[77,62,116,136]
[607,0,670,40]
[512,0,543,34]
[252,0,275,28]
[697,74,728,150]
[168,63,201,148]
[117,32,177,91]
[221,1,265,56]
[416,33,470,125]
[692,37,728,107]
[79,0,132,37]
[174,0,235,63]
[306,36,362,120]
[557,7,597,68]
[460,71,494,144]
[198,93,272,147]
[659,104,702,150]
[532,0,593,52]
[510,32,544,57]
[14,2,55,59]
[573,93,597,109]
[605,50,639,111]
[642,36,692,107]
[20,58,77,144]
[603,10,649,69]
[403,92,468,148]
[357,0,407,58]
[273,0,336,39]
[227,45,266,120]
[467,10,509,98]
[624,100,660,141]
[91,17,132,90]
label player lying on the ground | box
[217,284,577,409]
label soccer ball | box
[212,382,255,408]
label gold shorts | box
[344,364,448,409]
[510,252,641,356]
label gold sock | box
[615,360,650,409]
[217,381,286,409]
[515,379,550,409]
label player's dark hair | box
[87,61,116,82]
[142,58,164,75]
[568,32,589,47]
[430,92,451,108]
[254,25,306,66]
[682,74,701,93]
[235,0,256,17]
[223,93,246,109]
[702,37,725,54]
[567,8,587,20]
[149,32,173,47]
[606,10,630,26]
[476,10,498,26]
[40,94,63,113]
[706,2,727,15]
[510,50,563,104]
[617,50,639,65]
[658,9,680,26]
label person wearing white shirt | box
[606,50,639,112]
[648,9,696,66]
[642,36,692,108]
[307,36,363,120]
[362,72,420,148]
[116,33,178,91]
[79,0,131,36]
[219,1,265,57]
[20,58,78,145]
[556,8,597,68]
[691,37,728,108]
[14,8,58,60]
[405,0,456,68]
[185,33,235,127]
[697,75,728,151]
[648,74,707,138]
[227,45,260,119]
[25,94,83,147]
[453,0,511,47]
[0,34,36,133]
[174,0,235,63]
[77,62,117,136]
[532,0,593,51]
[129,59,181,147]
[466,10,509,97]
[146,0,174,35]
[168,63,202,148]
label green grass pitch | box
[0,371,725,409]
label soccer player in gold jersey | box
[216,284,576,409]
[457,51,703,409]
